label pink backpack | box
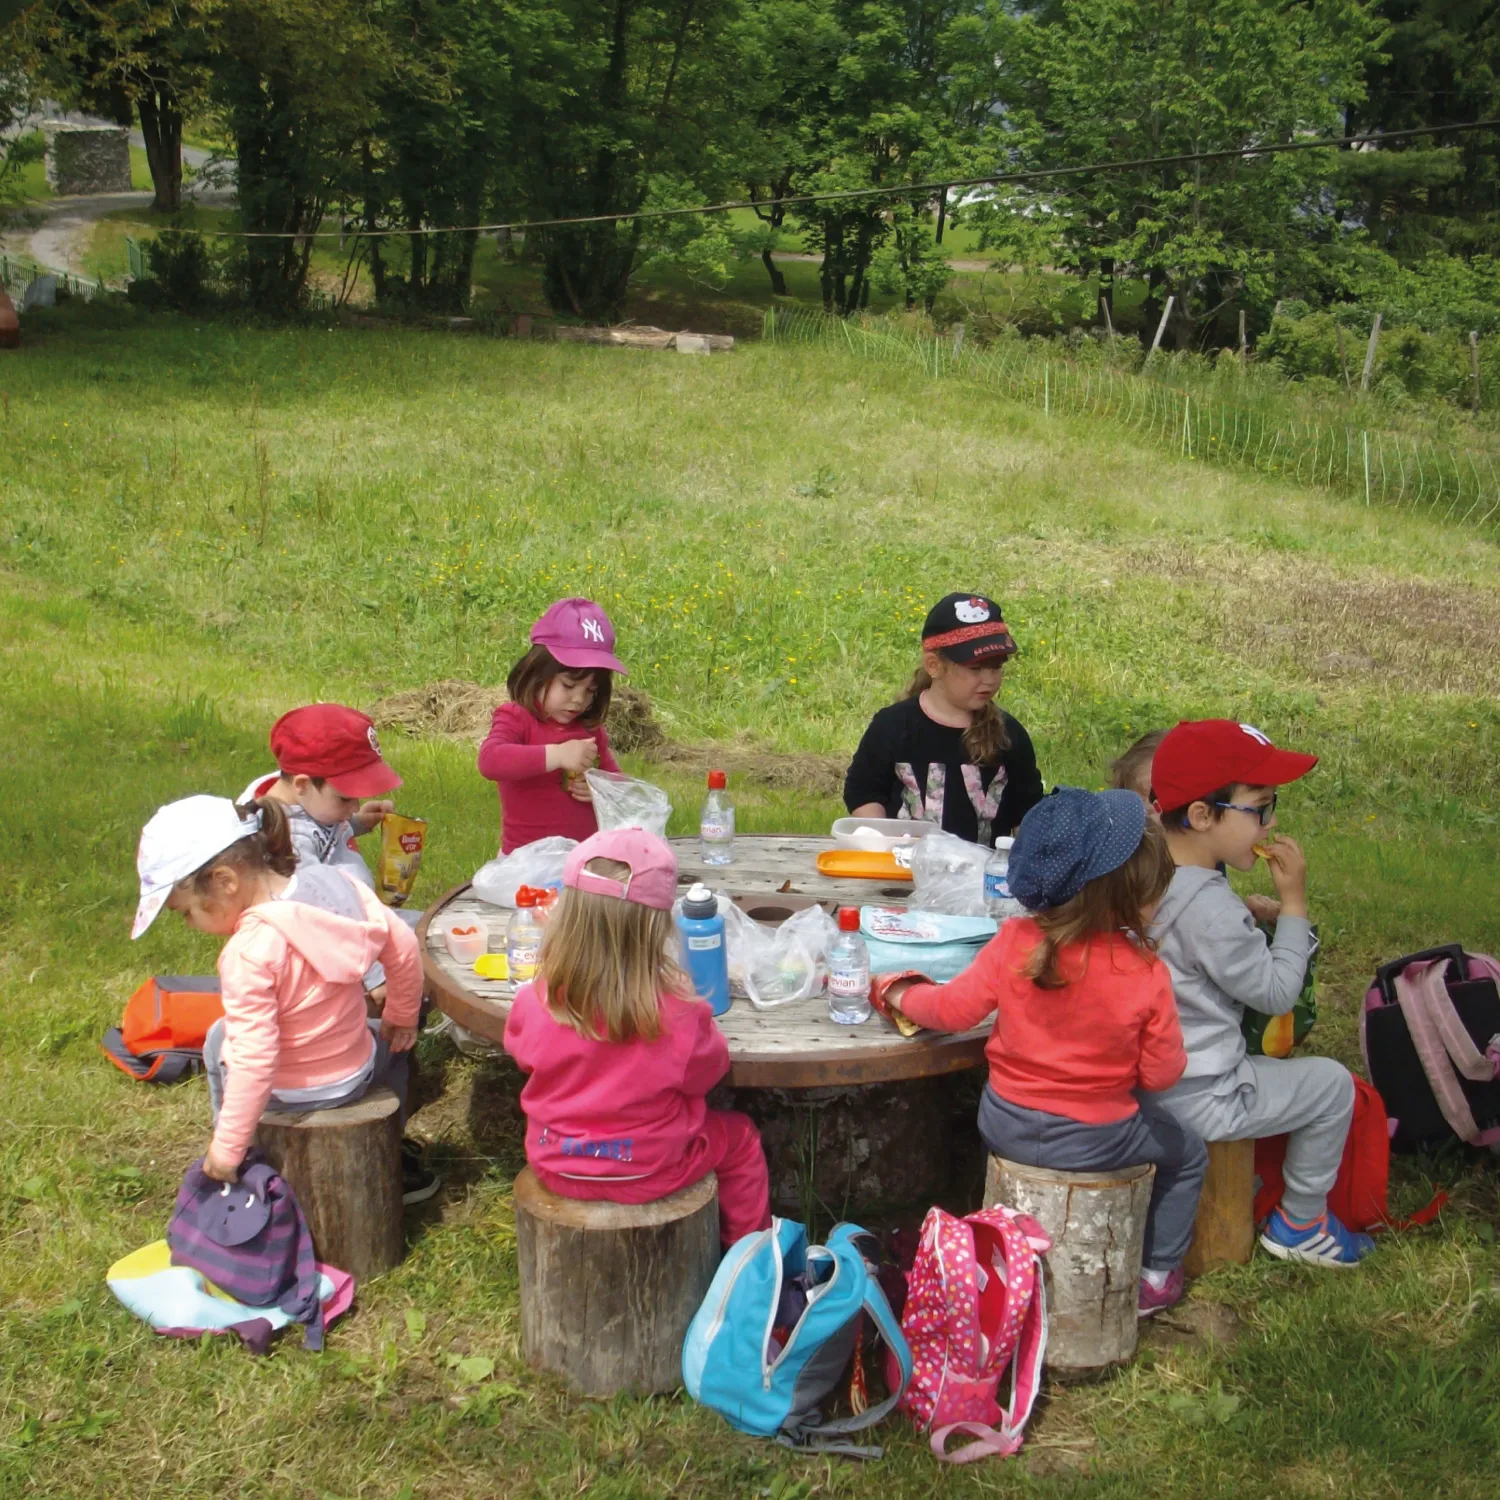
[891,1204,1051,1464]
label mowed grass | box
[1,302,1499,1498]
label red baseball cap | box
[1151,720,1317,812]
[531,597,626,675]
[270,704,402,798]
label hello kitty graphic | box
[954,597,991,624]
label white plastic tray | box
[829,816,939,852]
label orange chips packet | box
[377,813,427,907]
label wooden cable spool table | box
[418,836,992,1214]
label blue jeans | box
[978,1086,1208,1270]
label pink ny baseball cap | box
[563,828,677,910]
[531,597,626,675]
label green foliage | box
[128,227,226,311]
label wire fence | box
[765,307,1500,532]
[0,251,106,305]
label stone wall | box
[44,124,131,195]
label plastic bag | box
[471,836,578,907]
[860,906,995,982]
[712,899,837,1010]
[910,831,992,917]
[586,770,672,836]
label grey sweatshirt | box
[1150,865,1314,1082]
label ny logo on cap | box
[580,617,605,643]
[1238,723,1272,746]
[368,726,382,755]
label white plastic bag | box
[586,770,672,836]
[722,901,837,1010]
[471,835,578,907]
[910,831,991,917]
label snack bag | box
[377,813,427,907]
[1242,921,1318,1057]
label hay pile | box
[367,680,844,793]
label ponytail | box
[188,798,297,891]
[904,662,1011,765]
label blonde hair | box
[537,858,689,1043]
[1108,729,1168,801]
[904,660,1011,764]
[1026,818,1174,989]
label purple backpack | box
[168,1152,326,1349]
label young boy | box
[1146,719,1371,1268]
[242,703,439,1204]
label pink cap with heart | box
[563,828,677,911]
[531,597,626,675]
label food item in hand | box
[1252,840,1275,860]
[377,813,427,906]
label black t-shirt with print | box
[843,696,1044,846]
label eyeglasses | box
[1212,794,1278,827]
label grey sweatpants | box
[1149,1055,1354,1223]
[978,1087,1209,1271]
[205,1016,410,1133]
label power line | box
[192,118,1500,239]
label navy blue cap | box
[1008,787,1147,911]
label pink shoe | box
[1137,1266,1185,1318]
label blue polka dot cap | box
[1008,787,1148,911]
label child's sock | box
[1141,1266,1174,1292]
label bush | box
[128,229,229,312]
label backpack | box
[891,1205,1050,1464]
[100,976,224,1084]
[1253,1077,1447,1233]
[1361,946,1500,1152]
[681,1219,913,1458]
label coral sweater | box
[212,874,421,1166]
[477,702,620,853]
[897,918,1186,1124]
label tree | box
[993,0,1384,348]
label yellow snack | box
[474,952,510,981]
[376,813,427,907]
[1253,840,1275,861]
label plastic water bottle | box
[507,888,544,985]
[826,907,871,1025]
[984,837,1024,921]
[700,769,735,866]
[676,884,731,1016]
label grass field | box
[2,302,1499,1498]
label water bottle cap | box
[515,887,538,908]
[707,770,727,790]
[682,883,718,919]
[837,906,860,932]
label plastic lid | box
[682,883,718,919]
[838,906,860,932]
[515,887,538,908]
[707,770,727,790]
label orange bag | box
[101,977,224,1083]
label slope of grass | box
[1,303,1498,1498]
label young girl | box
[132,794,422,1185]
[878,787,1207,1313]
[844,592,1044,846]
[479,597,625,853]
[1109,728,1168,803]
[503,828,771,1248]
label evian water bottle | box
[826,907,871,1024]
[700,769,735,866]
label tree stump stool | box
[256,1087,404,1282]
[985,1157,1154,1379]
[514,1168,720,1397]
[1183,1138,1256,1277]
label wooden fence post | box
[1470,330,1481,414]
[1363,431,1371,506]
[1101,296,1116,343]
[1238,309,1248,370]
[1148,295,1175,359]
[952,322,965,358]
[1336,323,1352,391]
[1361,313,1382,392]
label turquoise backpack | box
[681,1219,912,1458]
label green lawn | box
[1,303,1498,1498]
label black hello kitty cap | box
[920,593,1018,664]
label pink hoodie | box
[503,981,729,1183]
[212,875,421,1166]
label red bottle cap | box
[515,887,538,908]
[838,906,860,932]
[707,770,727,790]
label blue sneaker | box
[1259,1207,1375,1268]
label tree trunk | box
[985,1157,1153,1379]
[514,1167,720,1396]
[1098,256,1114,327]
[1139,266,1167,352]
[1182,1139,1254,1277]
[136,88,183,215]
[934,186,948,245]
[761,246,787,296]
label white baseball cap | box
[132,795,262,939]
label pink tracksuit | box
[504,981,770,1246]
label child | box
[1109,729,1167,803]
[503,828,771,1248]
[844,592,1043,846]
[479,598,625,853]
[243,704,438,1201]
[1147,719,1369,1267]
[132,795,421,1187]
[879,787,1206,1314]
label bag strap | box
[1394,960,1500,1147]
[931,1420,1023,1463]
